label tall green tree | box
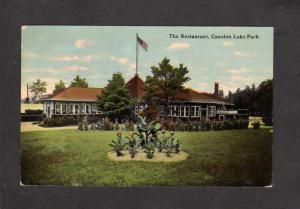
[54,80,66,92]
[29,79,47,102]
[69,75,88,88]
[97,72,134,117]
[144,57,190,115]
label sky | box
[21,26,273,99]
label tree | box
[218,89,224,98]
[54,80,66,93]
[97,72,134,118]
[144,57,190,115]
[29,79,47,102]
[69,75,88,88]
[256,79,272,115]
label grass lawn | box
[21,128,272,186]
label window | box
[180,106,185,117]
[69,104,74,114]
[62,104,67,114]
[55,103,61,114]
[171,106,178,117]
[86,104,91,114]
[208,106,216,117]
[74,104,79,114]
[92,104,97,114]
[81,104,86,114]
[191,106,200,117]
[179,106,190,117]
[185,106,190,117]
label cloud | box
[199,82,208,86]
[167,42,191,50]
[128,63,136,69]
[110,56,136,71]
[22,52,39,59]
[74,39,95,48]
[234,51,256,58]
[230,75,248,81]
[228,67,251,75]
[223,41,235,47]
[110,56,128,65]
[21,26,28,32]
[64,65,88,71]
[53,55,95,63]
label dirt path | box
[21,122,77,132]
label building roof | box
[41,75,233,105]
[42,87,102,102]
[126,74,145,102]
[174,88,233,105]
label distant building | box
[40,74,238,120]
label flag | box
[137,35,148,51]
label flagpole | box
[136,33,139,75]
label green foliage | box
[125,120,135,131]
[78,122,83,130]
[144,57,190,115]
[42,116,78,127]
[109,132,127,156]
[127,133,139,158]
[144,142,155,159]
[158,118,249,131]
[226,79,272,116]
[90,123,97,130]
[252,121,261,129]
[54,80,66,92]
[156,130,168,152]
[97,72,134,116]
[69,75,89,88]
[174,140,181,153]
[29,79,47,101]
[96,117,114,130]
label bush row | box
[159,118,249,131]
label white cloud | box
[53,55,95,63]
[199,82,208,86]
[64,65,88,71]
[234,51,256,58]
[110,56,136,71]
[110,56,128,65]
[228,67,251,75]
[167,42,191,50]
[230,75,248,81]
[21,26,28,32]
[74,39,95,48]
[22,52,39,59]
[223,41,235,47]
[128,63,136,69]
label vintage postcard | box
[21,26,273,186]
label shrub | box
[90,123,97,130]
[144,142,155,159]
[262,116,273,126]
[156,129,168,152]
[109,132,127,156]
[125,121,135,131]
[42,116,78,127]
[174,139,181,153]
[252,121,261,129]
[78,122,83,130]
[42,118,56,127]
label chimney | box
[25,83,30,103]
[214,82,219,96]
